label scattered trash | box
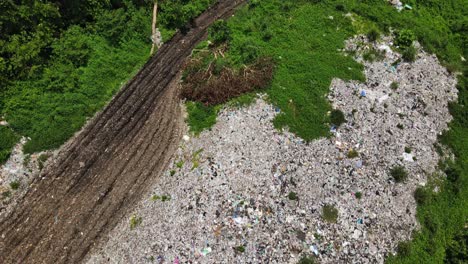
[360,90,367,97]
[201,247,212,256]
[310,245,319,256]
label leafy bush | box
[395,29,416,48]
[0,126,18,164]
[414,187,430,205]
[355,191,362,199]
[322,204,338,223]
[445,228,468,263]
[330,109,346,127]
[390,165,408,183]
[298,255,316,264]
[367,28,380,42]
[209,20,231,45]
[129,215,142,230]
[347,149,359,158]
[402,45,417,62]
[391,82,399,90]
[288,191,298,200]
[9,180,20,190]
[397,241,412,257]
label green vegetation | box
[391,82,399,90]
[234,245,245,253]
[0,0,215,161]
[37,153,51,171]
[175,160,184,169]
[298,255,316,264]
[405,146,412,153]
[0,126,18,163]
[355,191,362,199]
[347,149,359,158]
[322,204,339,223]
[186,102,220,135]
[330,109,347,127]
[363,49,386,62]
[288,191,298,201]
[390,165,408,183]
[129,214,142,230]
[151,194,171,202]
[9,180,20,190]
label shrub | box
[175,160,184,169]
[330,109,346,127]
[234,245,245,253]
[322,204,338,223]
[38,153,50,170]
[397,123,404,129]
[391,82,399,90]
[355,192,362,199]
[298,255,316,264]
[445,228,468,263]
[367,28,380,42]
[209,20,231,45]
[347,149,359,158]
[288,191,298,200]
[9,180,20,190]
[405,146,412,153]
[129,215,142,230]
[397,241,412,257]
[402,45,417,62]
[390,165,408,183]
[414,187,430,205]
[363,49,385,62]
[395,29,415,48]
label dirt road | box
[0,1,244,263]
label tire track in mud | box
[0,1,245,263]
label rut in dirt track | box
[0,1,245,263]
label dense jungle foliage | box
[0,0,214,158]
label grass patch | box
[322,204,339,223]
[185,101,220,135]
[391,82,399,90]
[330,109,347,127]
[298,255,316,264]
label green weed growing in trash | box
[234,245,245,253]
[298,255,316,264]
[390,165,408,183]
[288,191,298,201]
[391,82,399,90]
[129,215,142,230]
[175,160,184,169]
[355,191,362,199]
[322,204,338,223]
[330,109,346,127]
[347,149,359,158]
[38,153,50,170]
[9,180,20,190]
[405,146,412,153]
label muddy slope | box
[0,1,244,263]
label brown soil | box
[0,1,245,263]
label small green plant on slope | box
[9,180,20,190]
[322,204,338,223]
[347,149,359,158]
[288,191,298,200]
[129,215,142,230]
[390,165,408,183]
[330,109,346,127]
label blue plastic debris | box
[356,160,363,168]
[360,90,367,97]
[275,107,281,113]
[330,125,337,133]
[357,218,363,224]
